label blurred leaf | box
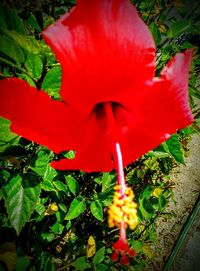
[73,256,91,271]
[65,196,86,220]
[27,13,41,31]
[24,53,43,80]
[65,175,79,195]
[93,246,105,265]
[0,243,16,271]
[41,66,61,99]
[90,201,103,221]
[16,255,30,271]
[4,173,41,235]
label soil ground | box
[149,133,200,270]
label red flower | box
[0,0,193,172]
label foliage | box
[0,0,199,270]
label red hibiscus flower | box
[0,0,193,173]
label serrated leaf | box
[41,66,61,99]
[166,134,184,164]
[65,175,79,195]
[90,201,103,221]
[65,196,86,220]
[4,173,41,235]
[73,256,91,271]
[93,246,105,265]
[25,53,43,80]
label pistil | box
[104,102,138,264]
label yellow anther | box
[108,185,138,230]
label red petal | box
[109,50,194,167]
[129,248,135,257]
[113,238,129,251]
[0,78,83,153]
[111,251,119,262]
[121,255,130,265]
[42,0,155,115]
[51,106,113,172]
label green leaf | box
[167,20,192,38]
[1,29,41,54]
[101,173,114,192]
[93,246,105,265]
[0,4,26,34]
[16,253,30,271]
[95,264,108,271]
[26,13,41,31]
[40,232,55,243]
[51,222,64,235]
[148,150,169,158]
[53,180,68,193]
[149,22,161,46]
[65,196,86,220]
[0,35,25,64]
[41,66,61,99]
[0,242,16,271]
[90,201,103,221]
[24,53,43,80]
[65,175,79,195]
[41,179,56,192]
[4,173,41,235]
[0,117,18,150]
[18,73,36,87]
[73,256,91,271]
[64,150,76,159]
[165,134,184,164]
